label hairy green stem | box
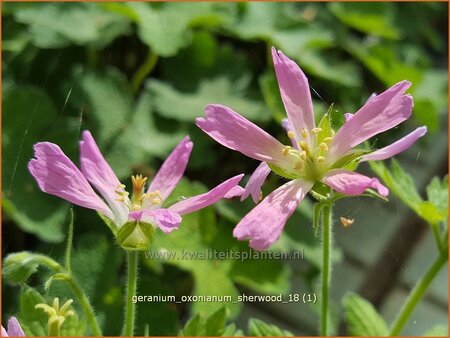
[66,277,102,336]
[123,251,138,336]
[389,252,447,335]
[36,255,102,336]
[320,203,332,336]
[65,209,74,273]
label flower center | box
[115,175,163,211]
[270,125,335,182]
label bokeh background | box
[2,2,448,336]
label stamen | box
[299,141,309,152]
[116,197,125,202]
[300,151,307,161]
[287,130,296,139]
[282,147,290,157]
[301,128,308,138]
[331,129,336,137]
[323,137,333,144]
[294,161,304,170]
[311,127,323,134]
[316,156,325,163]
[319,142,328,152]
[132,203,141,211]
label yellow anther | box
[287,130,296,139]
[299,141,309,152]
[311,127,323,134]
[316,156,326,163]
[323,137,333,144]
[294,161,304,170]
[116,196,125,202]
[331,129,336,137]
[282,147,290,157]
[132,203,141,211]
[118,184,126,189]
[301,128,308,138]
[151,197,162,205]
[319,142,329,152]
[300,151,307,161]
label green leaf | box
[71,67,183,178]
[330,2,399,39]
[204,307,228,336]
[15,3,130,49]
[180,314,202,336]
[126,2,235,57]
[422,324,448,336]
[248,318,293,336]
[148,76,270,123]
[2,86,77,242]
[426,176,448,218]
[342,292,388,336]
[370,160,448,225]
[370,160,422,211]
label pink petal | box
[28,142,114,219]
[196,105,290,166]
[360,126,427,162]
[233,179,313,251]
[169,174,244,215]
[330,81,413,161]
[80,130,128,226]
[7,317,25,336]
[129,208,182,234]
[2,326,8,337]
[147,136,193,201]
[224,185,245,199]
[344,113,354,121]
[272,48,315,140]
[322,169,389,197]
[241,162,271,203]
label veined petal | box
[241,162,271,203]
[272,48,315,140]
[360,126,427,162]
[28,142,114,219]
[169,174,244,215]
[330,81,413,161]
[80,130,128,226]
[2,326,7,337]
[322,169,388,197]
[148,136,193,201]
[129,209,182,234]
[233,179,313,251]
[7,318,25,337]
[197,105,291,166]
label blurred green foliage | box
[2,2,447,336]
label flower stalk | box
[320,203,333,336]
[123,251,138,336]
[389,245,448,335]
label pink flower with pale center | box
[28,131,243,247]
[2,317,25,336]
[196,47,427,250]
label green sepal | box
[97,211,118,236]
[309,182,332,201]
[313,203,324,238]
[117,221,155,251]
[331,148,370,171]
[317,105,334,145]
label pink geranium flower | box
[28,131,243,248]
[2,317,25,336]
[196,47,426,250]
